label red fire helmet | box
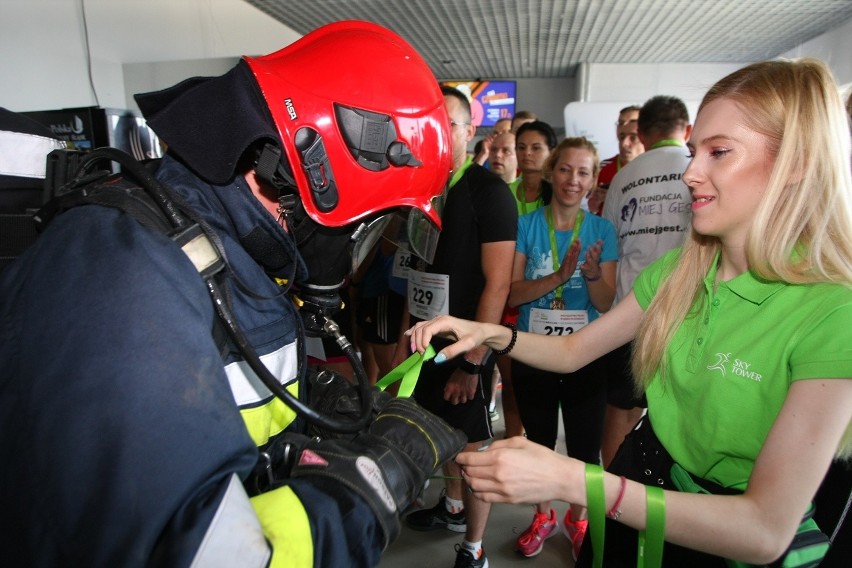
[245,21,452,237]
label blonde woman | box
[407,59,852,567]
[508,137,617,559]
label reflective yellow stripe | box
[240,382,299,446]
[251,486,313,568]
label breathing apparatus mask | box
[252,139,445,339]
[285,203,392,336]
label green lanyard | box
[512,177,542,215]
[640,486,666,568]
[585,463,666,568]
[515,180,531,215]
[374,345,436,398]
[586,465,607,568]
[449,156,474,189]
[545,206,584,302]
[650,138,683,149]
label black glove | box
[289,397,467,548]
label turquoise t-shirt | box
[633,248,852,489]
[515,207,618,332]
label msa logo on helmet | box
[284,98,297,120]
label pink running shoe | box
[515,509,559,557]
[562,509,589,560]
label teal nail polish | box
[434,352,447,364]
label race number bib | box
[392,243,414,279]
[529,308,589,336]
[407,269,449,320]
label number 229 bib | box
[407,269,449,320]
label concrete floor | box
[379,391,577,568]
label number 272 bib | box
[529,308,588,336]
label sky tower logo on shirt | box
[707,353,763,382]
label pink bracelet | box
[607,475,627,520]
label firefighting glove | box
[289,397,467,548]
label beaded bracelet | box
[582,271,602,282]
[494,322,517,355]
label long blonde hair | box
[631,58,852,458]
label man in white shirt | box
[600,95,692,466]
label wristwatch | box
[458,358,483,375]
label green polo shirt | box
[634,248,852,490]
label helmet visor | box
[403,181,448,265]
[350,214,394,275]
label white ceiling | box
[242,0,852,79]
[74,0,852,81]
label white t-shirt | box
[603,145,692,304]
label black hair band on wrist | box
[494,322,517,355]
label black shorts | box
[355,291,404,345]
[412,338,494,443]
[601,342,647,409]
[511,357,606,463]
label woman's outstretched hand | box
[405,315,489,364]
[454,437,577,505]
